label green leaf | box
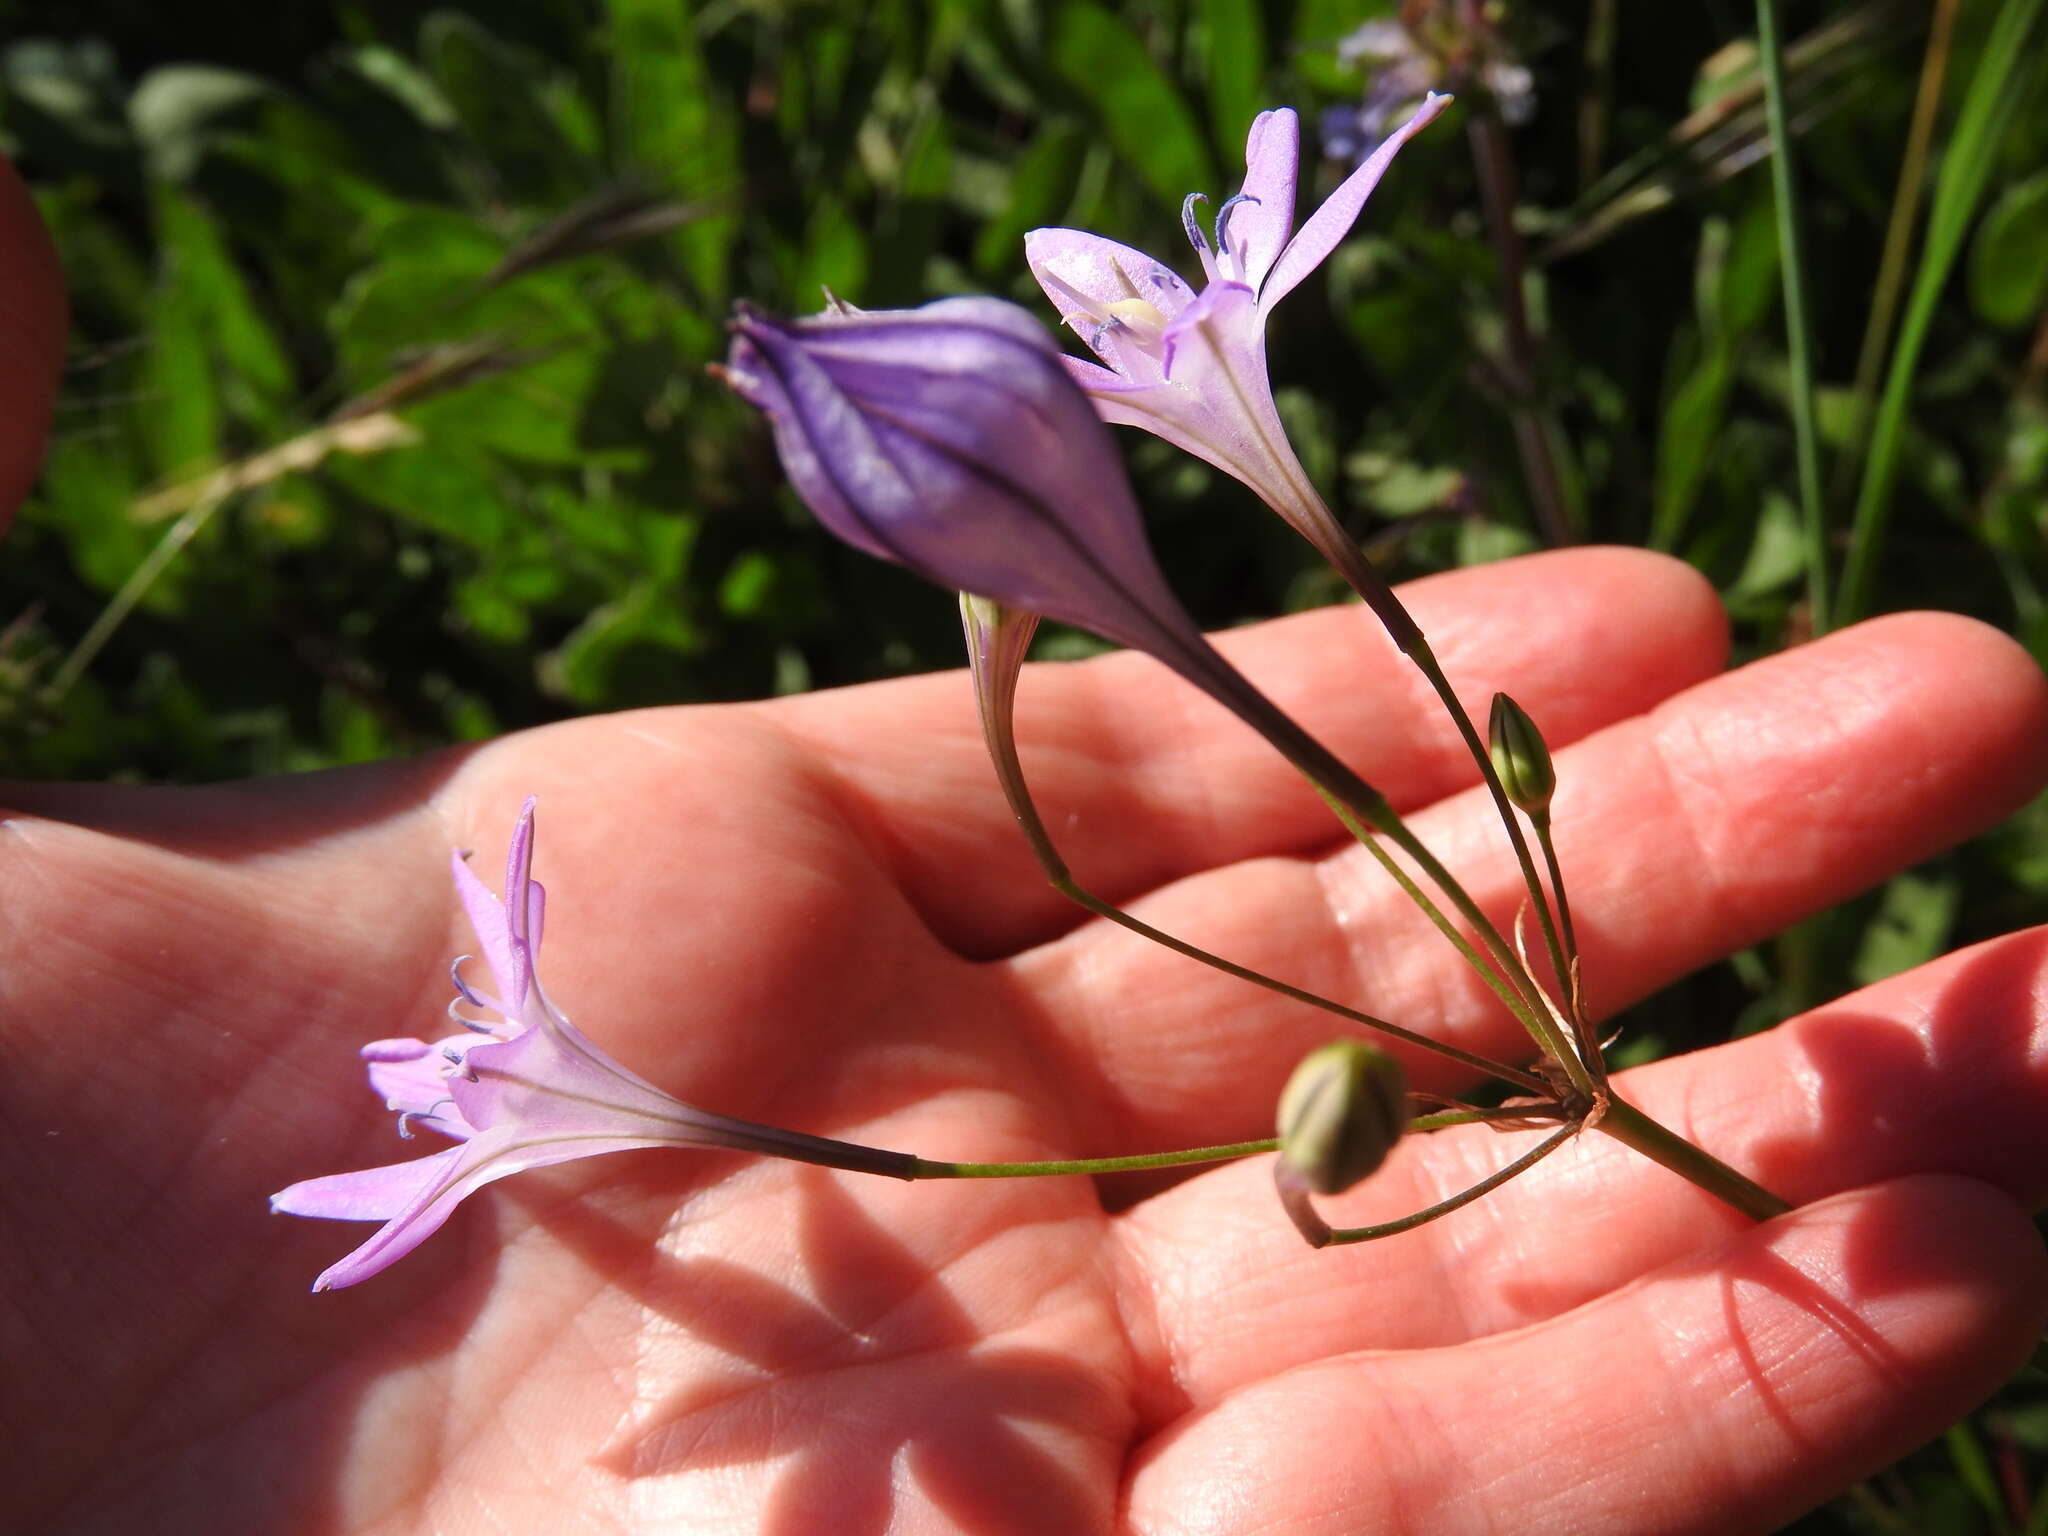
[419,13,586,204]
[541,512,702,706]
[1198,0,1265,152]
[791,197,870,306]
[1049,1,1215,210]
[1651,338,1733,551]
[605,0,739,299]
[153,187,293,424]
[1851,869,1959,987]
[1969,168,2048,330]
[973,119,1085,275]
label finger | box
[1123,1177,2046,1536]
[0,154,66,524]
[1110,925,2048,1412]
[768,547,1727,956]
[1024,611,2048,1143]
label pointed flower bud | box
[723,297,1404,830]
[1488,692,1556,816]
[1276,1039,1410,1196]
[722,297,1208,669]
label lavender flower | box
[1024,94,1447,605]
[721,297,1406,835]
[272,799,910,1291]
[722,296,1220,669]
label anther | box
[1214,193,1260,269]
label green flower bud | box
[1488,692,1555,815]
[1276,1040,1410,1195]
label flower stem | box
[908,1138,1277,1180]
[1292,1121,1579,1248]
[1594,1096,1790,1221]
[908,1110,1493,1183]
[974,631,1550,1093]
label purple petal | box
[367,1042,476,1140]
[1023,228,1197,324]
[451,852,520,1010]
[1225,109,1300,292]
[1260,92,1449,311]
[361,1037,433,1064]
[1023,228,1197,382]
[293,1132,647,1292]
[725,299,1208,666]
[271,1144,465,1223]
[449,1008,725,1141]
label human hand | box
[6,540,2048,1534]
[6,153,2048,1535]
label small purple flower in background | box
[273,798,910,1291]
[1324,17,1532,165]
[1023,94,1447,596]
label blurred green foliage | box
[4,2,2048,1527]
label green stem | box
[1050,875,1547,1093]
[975,650,1549,1095]
[1530,809,1599,1071]
[1320,792,1585,1090]
[1840,0,2047,624]
[1830,0,1958,513]
[1315,1122,1579,1246]
[1596,1096,1790,1221]
[909,1108,1502,1183]
[1468,108,1579,545]
[910,1138,1277,1180]
[1409,641,1577,1035]
[1253,483,1572,1036]
[1756,0,1831,633]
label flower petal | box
[1023,227,1197,382]
[1226,109,1300,293]
[295,1132,662,1292]
[271,1144,465,1223]
[368,1038,478,1139]
[451,852,521,1010]
[1260,91,1449,310]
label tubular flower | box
[272,799,910,1291]
[721,297,1404,830]
[1024,95,1448,602]
[722,296,1214,668]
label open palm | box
[8,542,2048,1536]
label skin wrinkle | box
[1638,699,1750,964]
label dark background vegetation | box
[2,0,2045,1528]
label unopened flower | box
[1276,1038,1411,1196]
[272,799,910,1291]
[1024,94,1448,604]
[1488,692,1556,816]
[722,298,1404,831]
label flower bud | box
[721,297,1204,667]
[1488,692,1555,815]
[1276,1039,1409,1195]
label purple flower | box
[722,298,1403,835]
[1024,95,1447,597]
[721,296,1226,672]
[273,799,910,1291]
